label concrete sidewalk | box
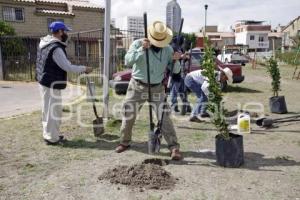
[0,81,84,118]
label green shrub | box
[0,20,25,56]
[1,38,26,56]
[276,50,300,66]
[0,20,15,36]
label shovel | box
[180,41,193,116]
[256,114,300,128]
[143,13,159,154]
[86,76,104,137]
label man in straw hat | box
[115,21,182,160]
[184,67,233,123]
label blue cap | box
[49,21,72,32]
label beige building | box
[0,0,105,62]
[0,0,104,36]
[0,0,108,80]
[195,29,235,51]
[199,25,218,33]
[268,32,282,52]
[282,16,300,49]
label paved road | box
[0,81,83,118]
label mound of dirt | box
[98,163,176,190]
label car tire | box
[115,89,126,95]
[221,81,228,92]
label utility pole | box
[0,43,3,80]
[204,4,208,37]
[272,38,275,58]
[103,0,111,119]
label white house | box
[234,20,271,52]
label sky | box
[90,0,300,33]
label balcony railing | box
[258,41,269,48]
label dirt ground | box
[0,64,300,200]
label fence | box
[0,36,38,81]
[0,29,144,84]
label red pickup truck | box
[110,51,244,95]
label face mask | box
[61,33,68,43]
[151,45,162,53]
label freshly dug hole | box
[98,163,176,190]
[142,158,169,166]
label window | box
[250,35,255,40]
[259,36,264,42]
[209,35,221,39]
[47,18,64,32]
[3,7,24,22]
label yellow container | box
[237,113,251,134]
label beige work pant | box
[39,84,62,143]
[120,78,180,150]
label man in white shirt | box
[185,68,232,122]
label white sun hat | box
[220,67,233,83]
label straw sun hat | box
[148,21,173,48]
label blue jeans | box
[170,81,181,107]
[184,76,208,117]
[170,78,189,108]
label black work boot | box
[172,105,180,112]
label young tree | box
[201,38,230,140]
[267,57,281,97]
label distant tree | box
[276,35,300,66]
[0,20,25,56]
[182,32,197,51]
[0,20,16,36]
[290,35,300,50]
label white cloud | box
[91,0,300,32]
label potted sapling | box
[267,57,288,114]
[202,38,244,167]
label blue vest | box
[36,42,67,89]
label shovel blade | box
[93,117,104,137]
[262,118,274,128]
[256,118,265,127]
[148,129,162,154]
